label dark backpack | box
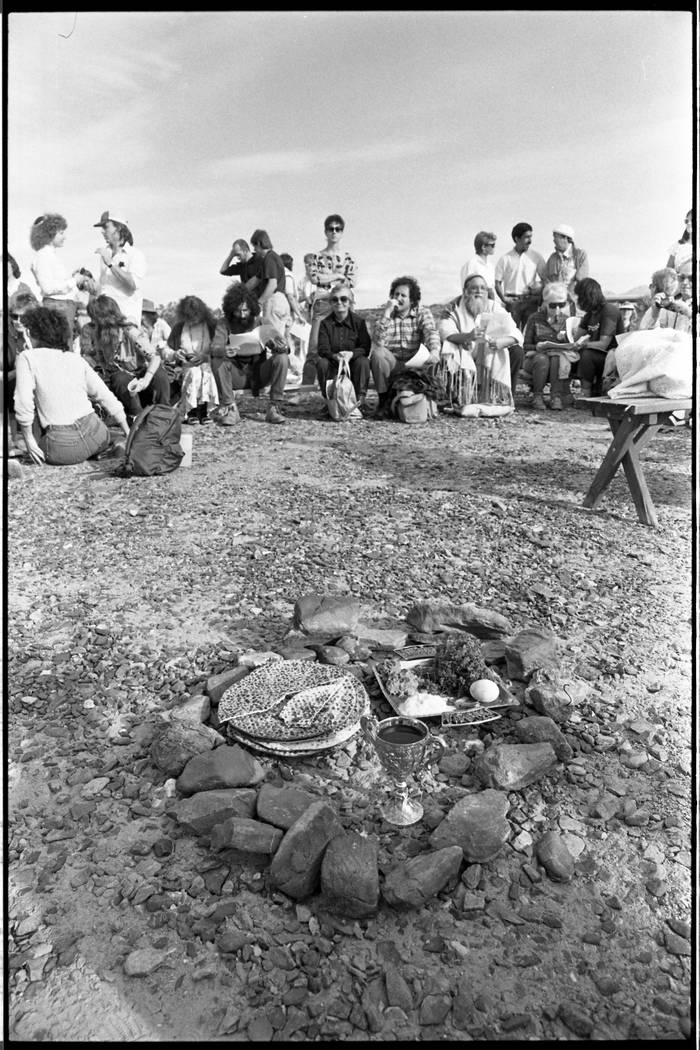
[118,404,184,477]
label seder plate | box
[371,655,519,722]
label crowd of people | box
[4,207,694,466]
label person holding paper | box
[371,276,441,419]
[438,274,523,416]
[210,283,289,425]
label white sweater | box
[14,347,126,429]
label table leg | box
[618,422,660,527]
[583,415,661,526]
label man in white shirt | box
[460,231,500,304]
[89,210,146,324]
[494,222,546,330]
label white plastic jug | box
[179,432,193,468]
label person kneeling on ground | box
[88,294,170,420]
[13,306,129,465]
[522,282,579,411]
[371,276,441,419]
[316,283,371,412]
[210,283,288,425]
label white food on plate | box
[397,692,455,717]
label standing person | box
[666,210,693,275]
[248,230,292,339]
[87,294,170,417]
[494,222,546,330]
[140,299,171,355]
[82,210,147,325]
[571,278,624,397]
[13,305,129,466]
[167,295,219,425]
[460,231,500,303]
[298,253,317,322]
[316,283,371,412]
[219,238,259,284]
[371,276,441,418]
[210,283,288,425]
[306,214,357,356]
[542,224,589,311]
[29,213,84,339]
[279,253,307,325]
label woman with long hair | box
[29,213,86,340]
[167,295,219,425]
[87,294,170,418]
[13,305,129,465]
[571,278,624,397]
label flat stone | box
[524,683,573,723]
[269,801,344,900]
[293,594,364,636]
[256,783,318,830]
[210,817,283,855]
[429,789,510,863]
[557,1002,593,1037]
[473,742,558,791]
[504,627,558,680]
[355,624,409,650]
[320,832,379,917]
[206,666,251,704]
[535,831,575,882]
[176,745,266,796]
[169,695,210,724]
[384,968,413,1012]
[382,846,463,909]
[405,599,512,639]
[175,789,258,835]
[151,721,224,777]
[513,715,573,762]
[123,947,172,976]
[237,650,283,669]
[316,645,351,666]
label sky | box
[7,10,693,310]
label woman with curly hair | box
[87,294,170,418]
[570,278,624,397]
[210,283,288,425]
[166,295,219,425]
[29,213,87,338]
[372,275,441,417]
[13,305,129,465]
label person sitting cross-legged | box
[521,282,579,411]
[167,295,219,425]
[316,283,371,413]
[210,283,288,425]
[371,276,441,419]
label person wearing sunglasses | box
[521,282,580,411]
[305,214,357,362]
[371,276,441,418]
[316,284,371,412]
[460,231,500,304]
[541,224,589,313]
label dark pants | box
[507,296,541,331]
[317,355,370,399]
[578,348,608,388]
[37,411,111,465]
[108,365,171,416]
[214,352,289,404]
[507,344,524,393]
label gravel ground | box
[7,389,693,1041]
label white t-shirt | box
[460,254,496,291]
[494,248,545,295]
[98,243,147,324]
[14,346,126,428]
[31,245,78,301]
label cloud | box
[209,138,437,180]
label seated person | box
[13,305,129,466]
[167,295,219,425]
[438,275,523,415]
[210,283,288,425]
[521,282,578,411]
[87,294,170,418]
[570,278,624,397]
[638,268,692,333]
[316,283,371,411]
[141,298,172,354]
[6,290,39,453]
[371,276,441,418]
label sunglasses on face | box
[11,313,23,321]
[331,296,350,304]
[547,302,567,308]
[326,225,343,232]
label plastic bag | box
[607,329,692,400]
[326,354,362,421]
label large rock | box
[405,599,511,639]
[176,745,266,796]
[169,695,210,725]
[382,846,463,909]
[256,782,318,830]
[206,666,251,704]
[320,832,379,917]
[473,742,557,791]
[504,627,557,680]
[210,817,283,855]
[150,721,224,777]
[293,594,364,636]
[513,716,573,762]
[525,682,573,723]
[269,801,343,899]
[174,788,258,835]
[535,830,575,882]
[429,790,510,862]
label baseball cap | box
[94,210,129,227]
[553,223,575,240]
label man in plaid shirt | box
[370,275,441,418]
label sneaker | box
[265,404,286,425]
[219,403,240,426]
[532,394,546,411]
[550,395,563,411]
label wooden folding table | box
[576,395,692,527]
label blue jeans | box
[38,411,111,465]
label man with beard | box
[439,274,524,414]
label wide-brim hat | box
[94,210,128,227]
[141,298,156,314]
